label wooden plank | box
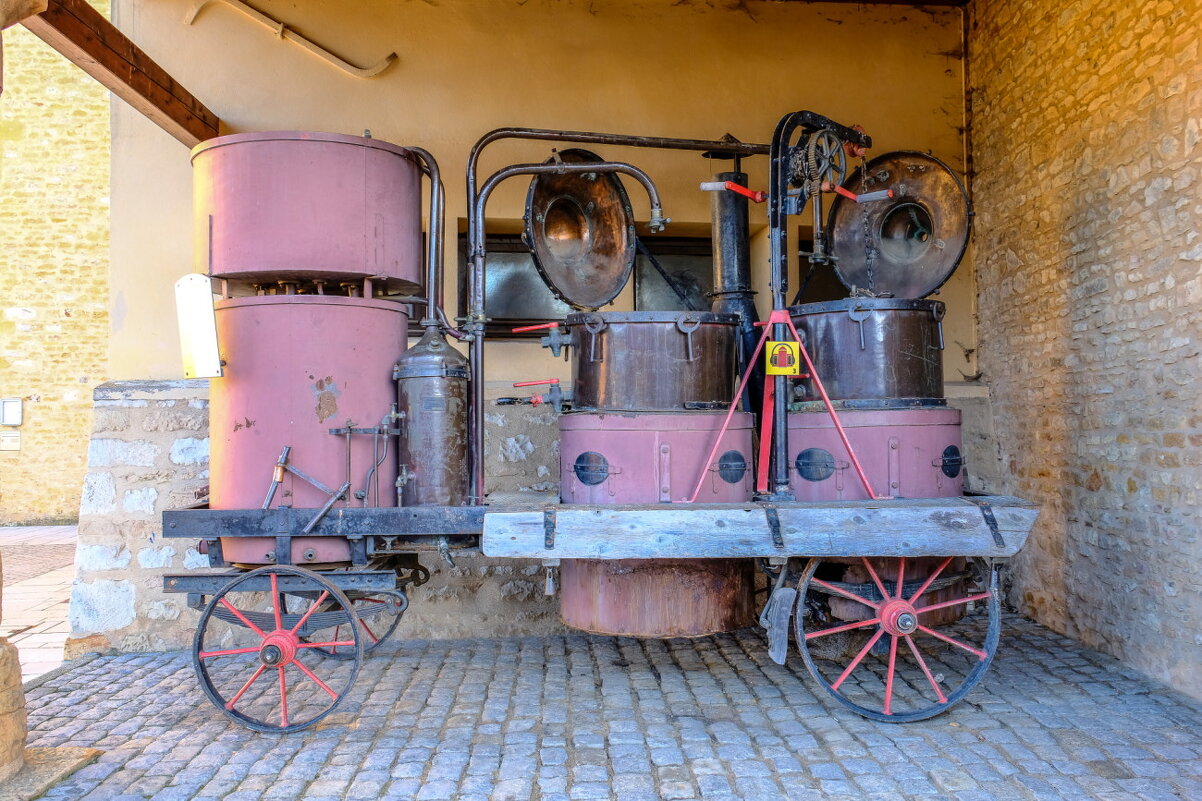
[22,0,219,146]
[481,496,1039,560]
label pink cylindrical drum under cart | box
[209,295,405,566]
[787,406,964,502]
[557,411,757,637]
[192,131,424,292]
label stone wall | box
[67,381,211,655]
[0,2,110,524]
[969,0,1202,698]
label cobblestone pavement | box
[24,615,1202,801]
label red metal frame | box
[688,308,879,502]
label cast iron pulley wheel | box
[794,556,999,723]
[308,590,407,660]
[192,565,363,733]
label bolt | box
[897,612,917,633]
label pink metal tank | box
[788,407,964,501]
[558,411,756,637]
[192,132,423,291]
[209,295,405,565]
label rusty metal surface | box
[828,150,970,298]
[559,558,755,637]
[395,327,470,506]
[565,312,738,412]
[192,131,423,290]
[790,298,945,401]
[788,407,963,501]
[209,295,404,565]
[524,149,636,309]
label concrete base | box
[0,747,102,801]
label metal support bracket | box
[543,507,557,549]
[966,499,1006,549]
[764,505,784,549]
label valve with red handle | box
[699,180,768,204]
[494,378,569,413]
[513,322,570,358]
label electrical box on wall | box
[1,398,22,426]
[0,431,19,451]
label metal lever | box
[513,322,570,358]
[699,180,768,203]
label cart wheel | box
[192,565,363,732]
[309,591,407,660]
[794,556,999,723]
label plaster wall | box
[108,0,972,384]
[970,0,1202,699]
[0,3,110,523]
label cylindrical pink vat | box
[192,131,423,289]
[558,411,756,637]
[210,295,405,565]
[788,407,964,501]
[559,412,755,503]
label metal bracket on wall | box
[184,0,398,79]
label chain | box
[858,154,876,295]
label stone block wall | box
[969,0,1202,698]
[0,2,110,524]
[67,381,212,655]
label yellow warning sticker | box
[765,341,801,376]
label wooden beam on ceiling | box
[22,0,219,147]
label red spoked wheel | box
[794,556,999,723]
[192,565,363,733]
[308,591,407,660]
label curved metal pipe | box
[405,146,445,324]
[466,160,666,504]
[466,127,769,275]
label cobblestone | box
[21,616,1202,800]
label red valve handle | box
[513,379,560,387]
[700,181,767,203]
[511,322,560,333]
[722,181,767,204]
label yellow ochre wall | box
[0,3,110,524]
[108,0,972,384]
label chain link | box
[858,154,876,295]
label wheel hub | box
[259,630,299,668]
[881,599,919,636]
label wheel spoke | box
[270,572,283,631]
[860,558,891,602]
[896,557,905,600]
[278,667,289,729]
[811,577,880,610]
[225,663,268,709]
[904,634,948,704]
[907,556,954,603]
[359,617,380,644]
[289,590,329,634]
[805,617,881,640]
[883,635,899,716]
[218,598,268,638]
[916,591,991,615]
[198,646,260,659]
[830,627,885,691]
[298,640,357,650]
[292,659,340,700]
[916,624,989,660]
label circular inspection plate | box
[828,151,971,299]
[524,149,636,310]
